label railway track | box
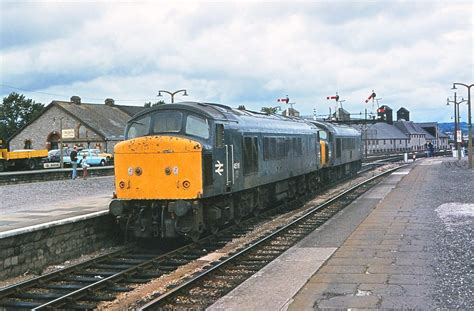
[139,165,404,310]
[0,201,292,309]
[0,164,403,310]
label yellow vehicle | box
[0,147,48,172]
[97,150,113,163]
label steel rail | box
[0,245,134,299]
[29,240,210,310]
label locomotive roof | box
[132,101,319,133]
[311,120,361,136]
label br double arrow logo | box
[214,160,224,175]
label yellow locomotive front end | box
[114,135,203,200]
[110,135,207,240]
[109,106,213,240]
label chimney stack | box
[105,98,115,106]
[70,96,81,105]
[397,107,410,121]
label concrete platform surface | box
[208,157,474,310]
[0,176,113,236]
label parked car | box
[77,149,108,166]
[47,149,61,162]
[47,148,73,165]
[97,150,113,163]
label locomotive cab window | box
[185,115,209,139]
[127,115,151,139]
[319,131,327,141]
[152,111,183,134]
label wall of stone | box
[9,105,103,151]
[0,215,121,279]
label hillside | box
[438,122,468,133]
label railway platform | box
[0,176,116,280]
[209,157,474,310]
[0,175,113,237]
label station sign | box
[62,129,75,139]
[457,130,462,143]
[44,162,61,169]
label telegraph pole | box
[452,83,473,168]
[447,92,467,160]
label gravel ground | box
[0,176,115,213]
[429,159,474,309]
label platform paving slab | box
[208,247,336,311]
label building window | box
[78,125,87,139]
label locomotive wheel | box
[187,231,201,243]
[233,206,242,225]
[209,222,219,235]
[252,208,261,217]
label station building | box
[8,96,146,154]
[341,106,449,155]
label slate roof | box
[115,105,148,117]
[352,122,408,140]
[394,120,426,135]
[54,101,147,140]
[417,122,449,139]
[421,129,436,140]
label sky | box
[0,0,473,122]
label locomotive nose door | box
[224,128,242,192]
[212,124,242,193]
[213,124,241,193]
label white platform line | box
[0,210,109,239]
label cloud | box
[0,1,472,122]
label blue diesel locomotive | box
[109,102,362,241]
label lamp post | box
[452,82,473,169]
[447,92,466,160]
[157,89,188,103]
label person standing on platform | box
[428,142,434,157]
[81,154,90,180]
[70,146,78,179]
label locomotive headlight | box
[165,167,172,175]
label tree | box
[0,92,44,143]
[144,100,166,107]
[261,106,279,115]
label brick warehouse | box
[8,96,146,154]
